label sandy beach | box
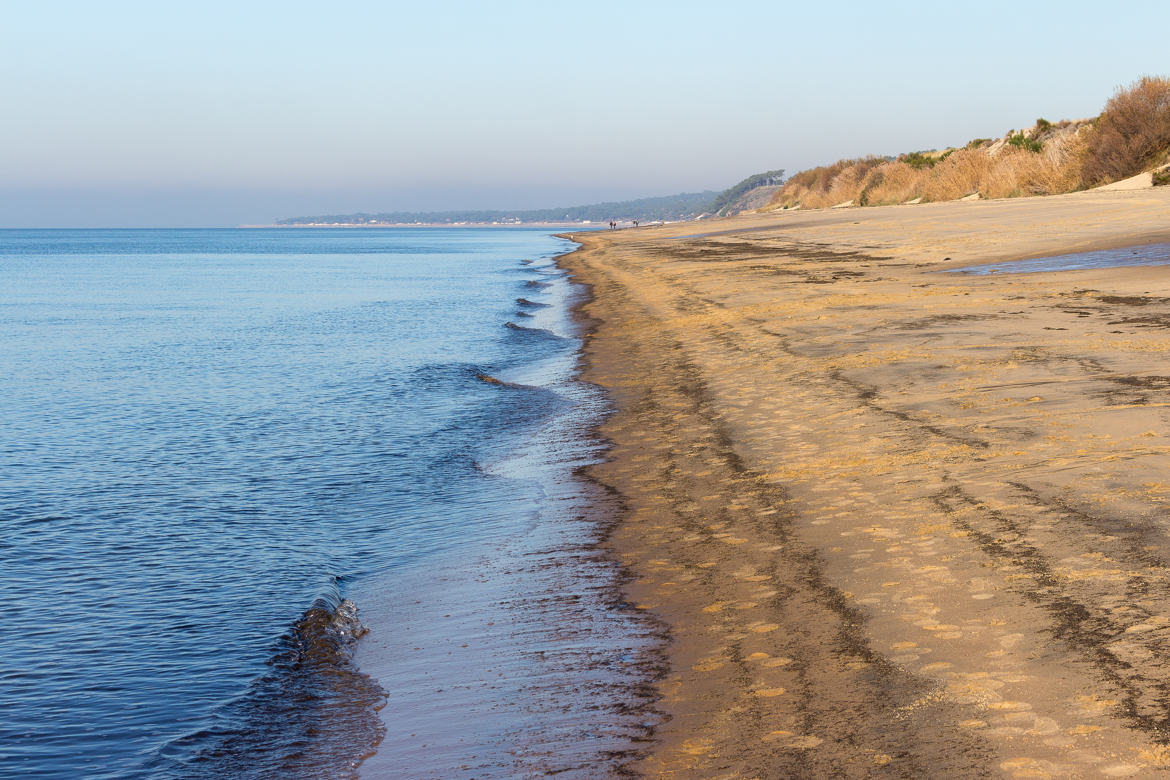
[561,187,1170,777]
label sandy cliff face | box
[765,74,1170,210]
[764,120,1103,211]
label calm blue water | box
[956,242,1170,274]
[0,228,595,778]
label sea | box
[0,228,659,779]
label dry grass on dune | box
[855,161,923,206]
[780,157,885,209]
[773,140,1087,209]
[766,76,1169,211]
[1081,75,1170,186]
[922,131,1087,201]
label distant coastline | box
[240,221,651,229]
[272,191,718,227]
[270,172,786,228]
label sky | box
[2,0,1169,227]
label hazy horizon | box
[4,0,1169,227]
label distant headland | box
[271,171,785,227]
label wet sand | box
[561,187,1170,777]
[352,255,662,778]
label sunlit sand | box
[563,185,1170,777]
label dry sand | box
[561,187,1170,777]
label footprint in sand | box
[679,740,713,756]
[753,687,786,697]
[762,657,793,668]
[1000,757,1062,778]
[987,700,1032,713]
[1071,694,1118,716]
[763,731,823,749]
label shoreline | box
[562,186,1170,775]
[352,241,663,777]
[240,222,621,229]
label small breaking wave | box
[504,321,567,343]
[153,594,386,779]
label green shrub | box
[1008,132,1043,153]
[898,149,954,169]
[900,151,938,170]
[1154,168,1170,186]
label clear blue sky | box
[2,0,1168,226]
